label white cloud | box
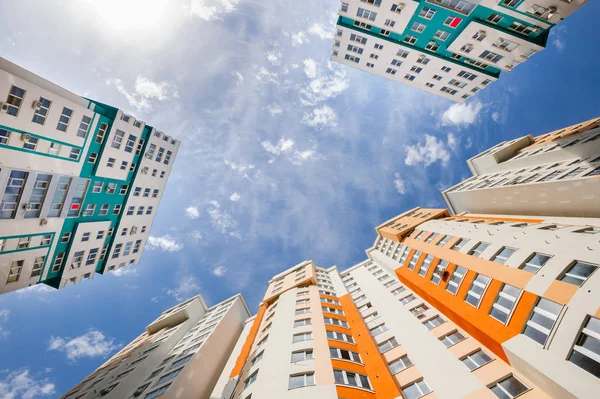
[147,235,184,252]
[229,192,241,201]
[106,76,179,112]
[307,23,333,40]
[253,66,279,85]
[303,59,318,79]
[447,132,459,152]
[151,297,160,303]
[553,38,564,51]
[261,137,295,156]
[405,134,451,167]
[492,112,500,123]
[48,330,119,361]
[233,71,244,83]
[212,266,227,277]
[0,309,9,339]
[0,369,55,399]
[189,230,203,243]
[299,62,349,106]
[207,201,241,238]
[261,138,318,165]
[185,0,242,21]
[266,51,282,66]
[290,149,317,165]
[111,266,139,277]
[302,105,338,128]
[393,173,407,194]
[167,276,200,301]
[291,31,308,46]
[185,206,201,219]
[441,101,483,127]
[224,159,256,180]
[265,103,282,116]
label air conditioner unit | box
[478,30,486,36]
[547,6,557,19]
[32,100,42,109]
[145,152,153,159]
[0,103,7,112]
[40,219,48,226]
[20,134,31,141]
[23,203,32,210]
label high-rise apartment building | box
[60,294,251,399]
[64,115,599,398]
[443,116,600,217]
[0,57,179,295]
[331,0,588,102]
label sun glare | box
[84,0,171,33]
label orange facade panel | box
[395,256,538,363]
[335,386,377,399]
[229,303,267,379]
[377,208,449,243]
[339,294,402,399]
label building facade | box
[332,0,588,102]
[0,57,179,295]
[442,116,600,217]
[60,294,251,399]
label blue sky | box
[0,0,598,396]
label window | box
[111,129,125,149]
[289,373,315,389]
[32,97,51,125]
[145,384,171,399]
[502,0,520,6]
[384,19,395,27]
[5,85,26,116]
[378,337,399,352]
[520,253,551,274]
[493,37,519,52]
[17,236,31,249]
[490,375,529,399]
[437,235,450,247]
[243,371,258,389]
[291,349,313,362]
[411,21,426,33]
[446,266,467,294]
[327,330,355,343]
[7,260,23,283]
[391,287,406,296]
[410,65,422,73]
[325,318,349,328]
[465,274,491,308]
[452,238,466,251]
[434,30,450,40]
[560,261,598,286]
[469,242,489,257]
[487,13,502,24]
[83,204,95,216]
[120,160,128,170]
[364,312,379,322]
[567,316,600,377]
[419,6,436,19]
[523,298,562,345]
[490,284,522,324]
[52,253,64,272]
[404,35,417,44]
[81,232,90,242]
[418,255,434,276]
[397,50,409,58]
[400,294,415,304]
[41,234,52,246]
[77,115,92,138]
[480,50,503,63]
[330,347,361,363]
[356,7,377,21]
[113,204,122,215]
[295,307,310,315]
[386,68,397,75]
[441,330,466,347]
[333,369,371,390]
[370,323,388,336]
[407,250,421,270]
[344,54,360,63]
[293,332,312,343]
[389,355,412,374]
[92,181,103,193]
[423,316,444,330]
[509,21,536,36]
[107,157,115,168]
[462,350,492,370]
[402,380,432,399]
[444,16,462,27]
[426,41,439,52]
[374,43,384,50]
[23,136,38,150]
